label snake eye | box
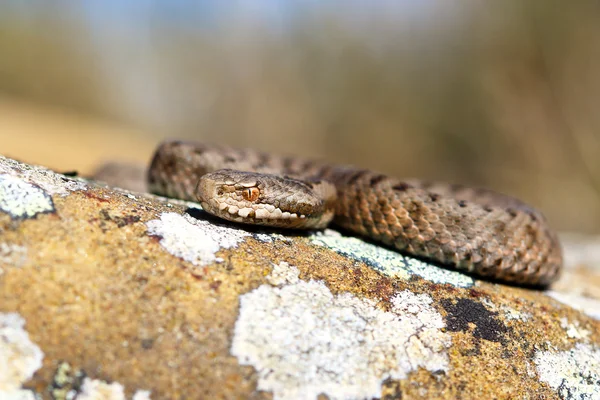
[242,187,260,202]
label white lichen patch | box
[1,389,37,400]
[132,391,152,400]
[231,263,451,400]
[266,262,301,286]
[547,291,600,320]
[534,343,600,399]
[78,378,151,400]
[146,212,251,267]
[311,230,474,288]
[0,156,87,197]
[77,379,125,400]
[480,298,533,322]
[559,317,591,340]
[0,175,54,219]
[501,307,532,322]
[253,232,292,244]
[0,313,44,399]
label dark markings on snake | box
[157,157,176,177]
[369,174,386,187]
[301,160,314,174]
[307,180,323,187]
[347,170,368,185]
[303,181,316,189]
[282,157,294,172]
[255,153,270,169]
[393,182,413,192]
[527,210,538,221]
[61,170,79,177]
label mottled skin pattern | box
[148,140,562,286]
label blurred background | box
[0,0,599,233]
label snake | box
[147,140,562,286]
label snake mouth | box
[201,200,312,229]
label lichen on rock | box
[0,313,43,400]
[231,262,450,400]
[0,154,599,399]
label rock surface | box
[0,155,599,400]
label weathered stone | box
[0,155,598,400]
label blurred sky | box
[76,0,438,26]
[2,0,449,39]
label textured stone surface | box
[0,155,599,400]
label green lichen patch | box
[311,230,474,288]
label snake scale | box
[148,140,562,286]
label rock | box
[0,155,599,400]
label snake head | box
[195,169,336,229]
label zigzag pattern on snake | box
[147,140,562,286]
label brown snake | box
[148,140,562,286]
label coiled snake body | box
[148,140,562,286]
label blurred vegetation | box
[0,1,599,233]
